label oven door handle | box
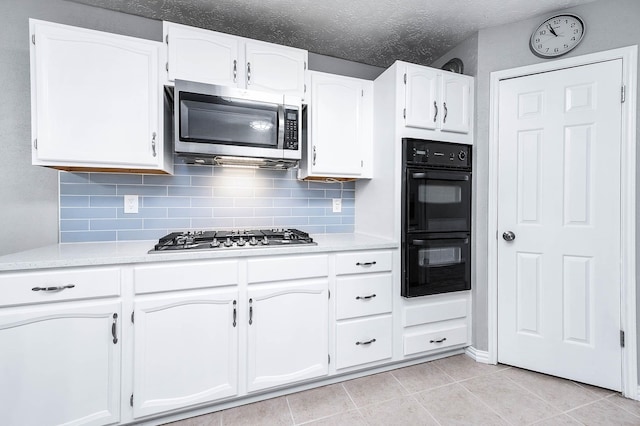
[411,171,470,181]
[412,237,469,246]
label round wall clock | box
[530,14,585,58]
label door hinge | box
[130,394,133,407]
[131,311,134,324]
[361,160,364,167]
[328,289,331,299]
[620,330,625,347]
[32,34,35,45]
[328,354,331,364]
[621,85,626,103]
[362,89,364,97]
[165,34,169,44]
[403,73,407,84]
[165,62,169,72]
[304,83,307,93]
[304,61,307,70]
[33,139,37,149]
[403,108,406,119]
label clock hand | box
[547,24,558,37]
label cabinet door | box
[133,289,239,418]
[244,40,307,97]
[308,72,365,177]
[247,279,328,392]
[0,301,121,426]
[166,22,242,86]
[404,64,439,130]
[31,20,161,169]
[440,74,471,134]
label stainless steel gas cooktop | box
[149,228,315,252]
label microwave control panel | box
[284,109,299,150]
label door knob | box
[502,231,516,242]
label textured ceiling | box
[69,0,598,68]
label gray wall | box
[0,0,381,256]
[468,0,640,363]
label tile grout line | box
[456,381,518,425]
[284,395,297,425]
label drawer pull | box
[111,313,118,344]
[31,284,76,292]
[430,337,447,344]
[232,300,237,327]
[356,294,377,300]
[356,261,377,267]
[355,338,377,346]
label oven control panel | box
[404,139,471,170]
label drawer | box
[403,296,468,327]
[335,251,392,275]
[336,315,392,369]
[0,267,120,307]
[403,324,468,356]
[247,255,328,283]
[134,260,238,294]
[336,274,392,320]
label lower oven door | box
[402,233,471,297]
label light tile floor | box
[164,354,640,425]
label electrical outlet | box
[332,198,342,213]
[124,195,138,214]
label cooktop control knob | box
[210,238,220,248]
[224,237,233,247]
[249,237,258,246]
[458,150,467,161]
[262,236,269,245]
[237,237,246,247]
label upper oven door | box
[405,169,471,233]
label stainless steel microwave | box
[170,80,301,168]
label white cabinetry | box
[334,251,393,370]
[132,261,239,418]
[402,293,471,357]
[29,19,171,174]
[0,267,121,426]
[246,255,329,392]
[164,22,307,98]
[299,71,373,179]
[404,63,472,136]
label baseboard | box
[465,346,491,364]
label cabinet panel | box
[244,40,307,96]
[134,260,238,294]
[133,289,239,418]
[247,279,328,392]
[247,254,328,283]
[31,20,165,171]
[0,266,120,307]
[335,250,392,275]
[403,323,468,356]
[403,297,468,327]
[0,301,121,426]
[336,315,392,369]
[336,274,392,320]
[441,74,471,134]
[404,65,439,130]
[166,22,241,86]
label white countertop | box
[0,233,398,272]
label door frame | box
[487,45,638,398]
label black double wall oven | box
[402,138,472,297]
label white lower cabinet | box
[247,279,329,392]
[132,288,239,418]
[336,315,393,369]
[0,300,121,426]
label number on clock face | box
[530,14,585,58]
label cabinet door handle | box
[313,146,317,166]
[111,313,118,344]
[32,284,75,292]
[247,62,251,85]
[356,294,376,300]
[443,102,448,124]
[233,59,237,83]
[433,101,438,122]
[232,300,237,327]
[356,261,377,267]
[356,338,376,346]
[430,337,447,343]
[249,298,253,325]
[151,132,157,157]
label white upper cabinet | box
[404,63,472,135]
[298,71,373,179]
[30,19,172,174]
[165,23,241,87]
[164,22,307,99]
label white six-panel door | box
[497,59,623,390]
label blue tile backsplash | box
[59,164,355,243]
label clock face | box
[530,14,585,58]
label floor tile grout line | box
[498,371,577,415]
[603,394,640,419]
[455,381,517,425]
[284,395,297,425]
[408,393,444,426]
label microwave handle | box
[277,104,285,149]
